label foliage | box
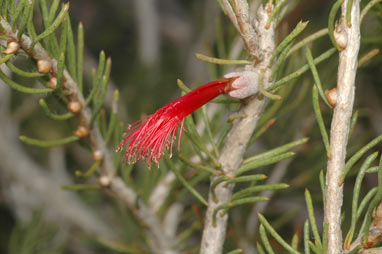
[0,0,381,254]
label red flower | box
[117,71,259,167]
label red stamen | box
[117,77,237,167]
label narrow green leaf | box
[225,249,243,254]
[305,189,322,251]
[328,0,343,51]
[176,78,191,93]
[304,220,310,254]
[0,68,52,94]
[346,0,354,27]
[61,184,100,191]
[308,241,319,254]
[288,28,328,56]
[184,115,219,167]
[0,53,14,64]
[270,20,309,66]
[6,61,45,78]
[358,49,380,68]
[105,90,119,143]
[323,222,329,254]
[31,3,69,50]
[378,154,382,198]
[201,105,219,157]
[306,47,331,107]
[269,48,336,91]
[20,135,79,147]
[165,156,208,206]
[259,224,275,254]
[96,237,149,254]
[226,174,267,184]
[291,233,299,251]
[348,111,358,140]
[39,99,73,120]
[340,135,382,184]
[56,51,65,91]
[270,40,294,82]
[77,22,84,91]
[257,242,266,254]
[244,137,308,165]
[65,13,77,80]
[91,57,112,125]
[345,152,378,248]
[360,0,382,23]
[11,0,26,29]
[265,0,288,29]
[178,153,219,175]
[320,170,326,208]
[231,183,288,201]
[356,187,377,219]
[248,118,276,145]
[237,152,295,176]
[259,70,282,100]
[312,85,331,157]
[47,0,60,24]
[258,213,301,254]
[211,176,230,202]
[213,197,268,225]
[75,161,101,178]
[195,53,251,65]
[359,195,380,245]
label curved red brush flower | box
[117,71,259,167]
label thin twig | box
[325,1,361,254]
[233,0,262,61]
[200,5,275,254]
[0,18,178,254]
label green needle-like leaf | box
[328,0,343,51]
[20,135,79,147]
[237,152,295,176]
[269,48,336,91]
[304,220,310,254]
[39,99,73,120]
[340,135,382,184]
[305,189,322,251]
[345,152,378,249]
[258,213,301,254]
[312,85,330,157]
[0,68,52,94]
[31,3,69,50]
[305,47,331,107]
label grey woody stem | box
[325,1,361,254]
[200,4,275,254]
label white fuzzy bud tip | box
[3,41,20,54]
[37,59,52,73]
[224,71,259,99]
[92,150,104,161]
[98,176,111,187]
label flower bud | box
[224,71,259,99]
[37,59,52,73]
[68,101,81,113]
[73,125,89,138]
[3,41,20,54]
[46,76,57,89]
[325,88,337,107]
[98,176,111,187]
[92,150,104,161]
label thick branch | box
[325,1,361,254]
[200,5,275,254]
